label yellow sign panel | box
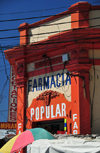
[0,122,16,129]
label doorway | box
[33,119,64,134]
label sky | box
[0,0,100,122]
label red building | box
[5,1,100,139]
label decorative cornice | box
[4,28,100,64]
[65,63,92,73]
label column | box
[16,59,26,153]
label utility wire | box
[0,35,99,72]
[0,16,100,32]
[0,6,67,16]
[0,47,10,80]
[0,36,100,60]
[0,32,100,52]
[0,37,100,115]
[0,78,9,104]
[0,9,99,23]
[0,23,100,41]
[1,24,100,50]
[7,34,100,47]
[0,13,67,23]
[0,7,100,118]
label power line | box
[0,9,99,23]
[0,39,99,114]
[0,47,10,80]
[1,36,100,58]
[0,6,67,16]
[0,34,99,72]
[0,16,100,32]
[0,23,100,41]
[0,9,100,119]
[0,78,9,104]
[0,37,100,71]
[0,14,66,23]
[0,32,100,52]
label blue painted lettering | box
[33,79,37,92]
[28,80,32,92]
[66,75,71,85]
[38,78,42,91]
[28,72,71,92]
[56,73,61,87]
[62,73,64,86]
[43,76,49,90]
[50,75,56,88]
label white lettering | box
[40,106,44,119]
[31,108,34,120]
[51,105,55,118]
[56,104,61,117]
[73,114,78,135]
[73,122,78,129]
[73,114,77,121]
[73,130,77,134]
[62,103,66,116]
[36,107,39,120]
[18,123,22,134]
[30,103,67,121]
[18,123,21,130]
[46,106,50,118]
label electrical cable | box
[0,7,100,124]
[0,78,9,104]
[0,13,69,23]
[0,23,100,41]
[0,47,10,80]
[0,15,100,32]
[0,26,100,51]
[0,33,100,54]
[0,20,99,104]
[21,36,100,49]
[0,36,99,72]
[0,6,67,16]
[0,9,99,23]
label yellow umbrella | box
[0,135,19,153]
[0,128,55,153]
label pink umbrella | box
[0,128,55,153]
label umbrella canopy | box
[0,128,55,153]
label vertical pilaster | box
[71,74,80,134]
[16,87,26,135]
[79,72,91,134]
[19,23,29,46]
[16,59,26,153]
[70,71,91,135]
[65,47,91,134]
[69,2,91,29]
